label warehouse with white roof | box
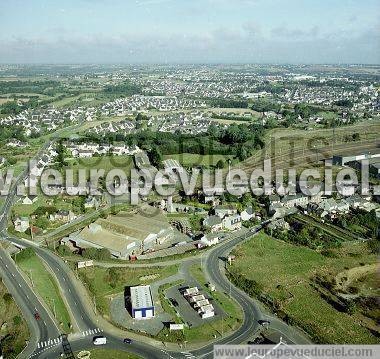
[130,285,155,319]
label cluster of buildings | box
[333,153,380,180]
[268,190,379,228]
[149,112,212,134]
[99,95,206,116]
[281,82,378,112]
[87,119,136,136]
[0,106,92,137]
[65,140,142,158]
[183,286,215,319]
[24,143,58,189]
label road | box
[1,224,310,359]
[0,127,312,358]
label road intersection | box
[0,135,311,359]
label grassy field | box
[163,153,234,168]
[15,250,72,333]
[73,349,141,359]
[78,265,179,317]
[229,232,379,344]
[0,278,29,358]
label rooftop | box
[130,285,154,309]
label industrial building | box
[61,211,173,259]
[130,285,155,319]
[332,152,380,167]
[162,158,184,173]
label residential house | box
[22,195,38,205]
[268,218,290,231]
[50,210,76,222]
[14,217,30,233]
[281,194,309,208]
[203,215,223,232]
[84,196,100,209]
[214,205,237,218]
[222,214,242,231]
[200,234,219,247]
[240,206,255,221]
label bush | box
[56,245,72,256]
[13,315,22,325]
[15,248,35,262]
[3,292,13,303]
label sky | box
[0,0,379,64]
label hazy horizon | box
[0,0,379,64]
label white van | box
[93,336,107,345]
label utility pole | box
[228,159,231,182]
[93,295,97,315]
[52,298,56,318]
[29,270,34,288]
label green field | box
[15,249,72,333]
[0,277,29,358]
[78,265,179,316]
[229,232,379,344]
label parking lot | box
[166,283,225,328]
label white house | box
[203,215,223,232]
[215,205,237,218]
[240,206,255,221]
[14,217,30,233]
[200,234,219,247]
[222,214,242,231]
[22,195,38,205]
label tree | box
[35,217,49,230]
[215,159,225,169]
[56,140,68,166]
[149,146,163,168]
[3,292,13,303]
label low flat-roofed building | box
[333,152,380,167]
[189,294,205,303]
[130,285,155,319]
[184,287,199,297]
[193,299,210,308]
[73,223,139,259]
[162,158,184,173]
[68,211,173,258]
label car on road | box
[93,336,107,345]
[123,338,133,344]
[34,312,40,320]
[258,319,271,326]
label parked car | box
[170,298,179,307]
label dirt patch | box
[335,263,379,295]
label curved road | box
[0,127,311,358]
